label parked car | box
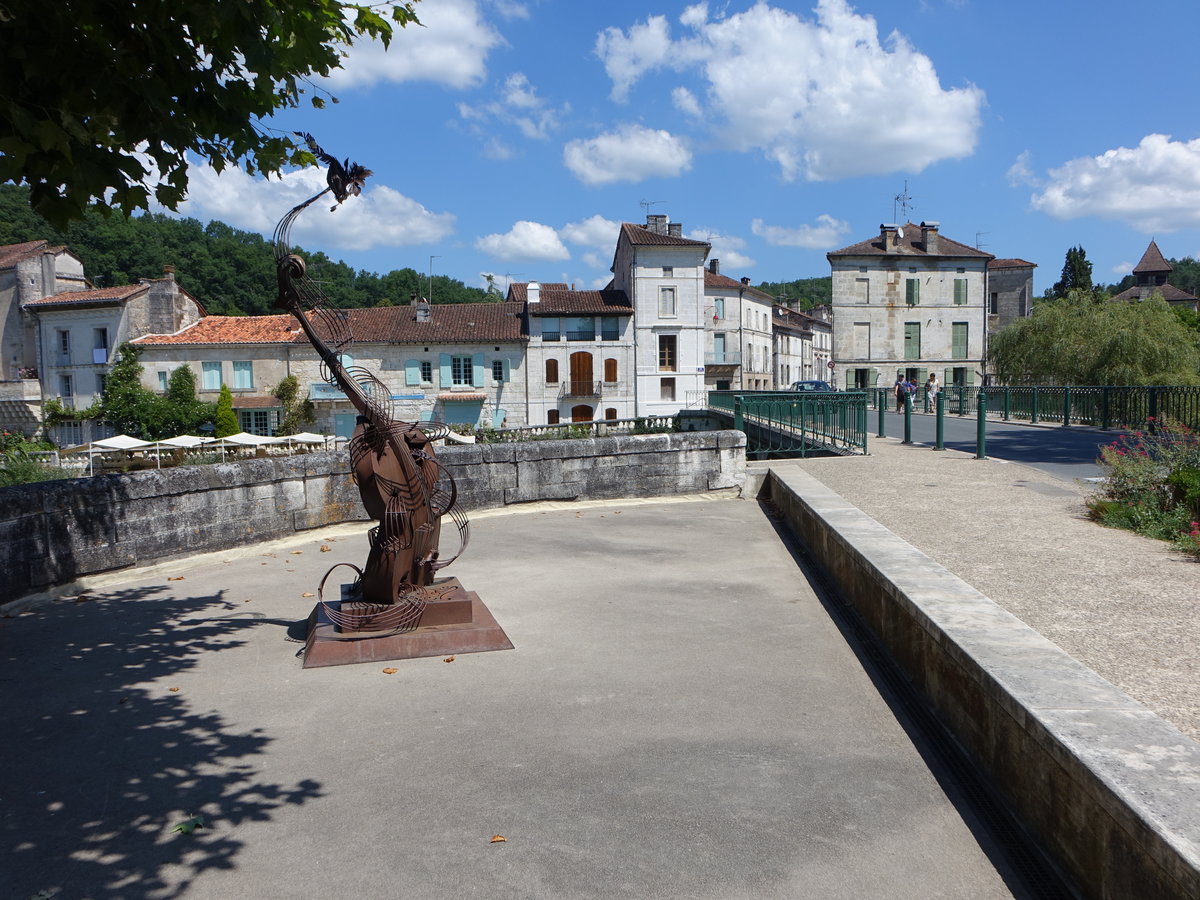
[788,380,834,392]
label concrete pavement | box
[1,498,1027,899]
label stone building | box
[1110,240,1199,311]
[701,260,775,392]
[986,258,1036,334]
[828,222,992,389]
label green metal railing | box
[866,385,1200,430]
[708,390,868,456]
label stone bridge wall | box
[0,431,746,605]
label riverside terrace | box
[3,430,1200,898]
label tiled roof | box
[134,302,529,347]
[619,222,710,248]
[988,258,1036,269]
[438,393,487,401]
[0,240,50,270]
[704,270,774,301]
[1111,283,1198,304]
[829,223,992,260]
[232,396,281,409]
[24,284,147,307]
[506,282,569,301]
[526,289,633,316]
[1132,240,1171,274]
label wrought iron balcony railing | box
[559,380,603,399]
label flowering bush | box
[1088,417,1200,558]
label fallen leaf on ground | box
[320,544,331,552]
[171,814,206,835]
[290,550,303,555]
[490,835,507,843]
[575,512,583,518]
[168,687,180,693]
[262,552,275,558]
[443,655,456,663]
[167,576,185,582]
[302,592,314,598]
[382,667,398,675]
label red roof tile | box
[526,289,632,316]
[506,282,569,301]
[829,223,992,260]
[1132,240,1171,274]
[24,284,148,307]
[704,270,774,301]
[988,258,1036,269]
[0,240,50,270]
[619,222,710,248]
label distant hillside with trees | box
[753,277,832,310]
[0,184,489,315]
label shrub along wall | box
[0,431,746,605]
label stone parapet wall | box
[1,431,745,605]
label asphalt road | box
[873,408,1117,482]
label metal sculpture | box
[273,137,511,667]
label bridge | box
[706,390,870,457]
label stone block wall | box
[1,431,745,604]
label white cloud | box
[328,0,502,91]
[489,0,529,19]
[1112,261,1134,275]
[596,0,984,181]
[672,86,702,118]
[475,220,570,261]
[563,124,692,186]
[1007,150,1037,187]
[560,214,620,251]
[689,228,755,270]
[1030,134,1200,232]
[177,162,455,250]
[458,73,568,142]
[751,214,850,249]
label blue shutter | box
[439,353,452,387]
[502,358,511,382]
[472,352,485,388]
[405,359,421,386]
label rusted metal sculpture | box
[273,138,511,667]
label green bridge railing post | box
[1149,387,1159,432]
[1063,387,1071,426]
[1031,388,1039,425]
[934,391,945,450]
[877,395,886,437]
[733,394,743,432]
[1101,387,1111,431]
[975,390,988,459]
[957,385,966,417]
[1003,388,1011,421]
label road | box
[873,408,1118,482]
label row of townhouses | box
[10,213,1184,444]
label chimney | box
[880,224,898,248]
[646,214,668,235]
[162,264,176,279]
[740,277,751,287]
[920,221,940,254]
[416,297,431,323]
[708,259,720,274]
[667,222,682,237]
[527,281,540,304]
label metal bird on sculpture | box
[294,131,373,209]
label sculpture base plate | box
[302,580,514,669]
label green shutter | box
[405,359,421,386]
[906,278,919,305]
[439,353,452,386]
[954,279,968,305]
[965,367,976,386]
[472,352,485,388]
[904,322,921,360]
[952,322,968,359]
[870,367,881,387]
[944,368,954,387]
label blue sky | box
[168,0,1200,296]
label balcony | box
[704,351,742,367]
[559,380,602,399]
[309,382,342,401]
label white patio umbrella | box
[148,434,215,468]
[87,434,153,475]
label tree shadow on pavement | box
[0,585,322,899]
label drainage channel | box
[762,499,1079,900]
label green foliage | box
[0,432,70,486]
[1088,418,1200,557]
[0,1,420,227]
[0,185,487,315]
[273,375,315,436]
[214,386,240,438]
[754,277,832,311]
[989,291,1200,385]
[1050,246,1093,299]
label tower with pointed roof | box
[1110,241,1198,311]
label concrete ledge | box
[766,466,1200,898]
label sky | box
[166,0,1200,297]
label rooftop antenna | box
[975,232,990,250]
[639,199,665,216]
[893,180,914,222]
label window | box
[604,358,618,382]
[421,361,433,383]
[659,286,677,317]
[713,332,726,363]
[658,334,677,371]
[990,292,999,315]
[905,278,920,305]
[660,377,676,401]
[451,355,472,386]
[492,360,506,383]
[605,408,618,420]
[202,361,221,390]
[713,298,725,320]
[601,317,620,340]
[904,322,921,360]
[233,360,253,390]
[952,322,969,359]
[545,359,559,384]
[96,373,107,395]
[566,316,595,341]
[663,266,673,277]
[158,371,168,391]
[956,267,965,274]
[93,327,109,364]
[541,318,561,341]
[57,329,71,362]
[953,279,968,305]
[239,409,279,436]
[547,409,560,424]
[59,373,73,406]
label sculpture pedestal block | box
[302,578,514,669]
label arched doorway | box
[570,404,593,422]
